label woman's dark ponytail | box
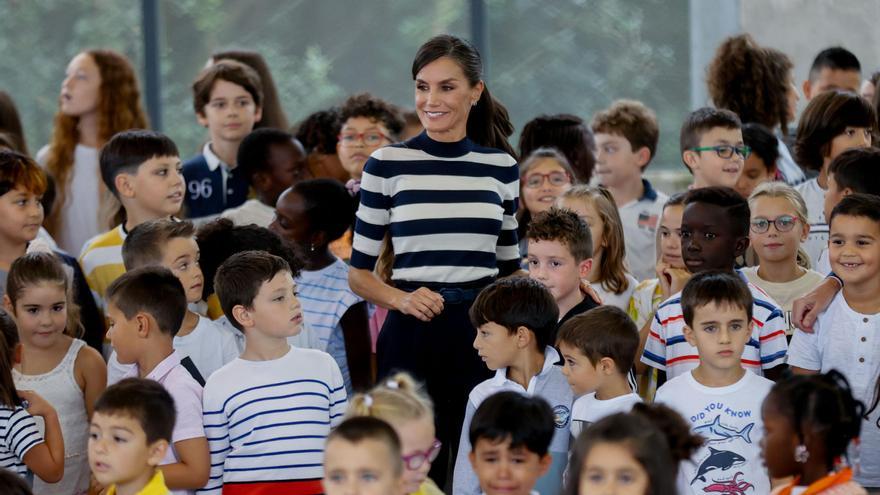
[412,35,516,158]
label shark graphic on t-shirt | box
[694,415,754,444]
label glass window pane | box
[160,0,468,156]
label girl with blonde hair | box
[744,181,823,336]
[346,372,443,495]
[558,185,637,311]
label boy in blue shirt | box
[183,60,262,221]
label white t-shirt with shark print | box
[655,369,773,495]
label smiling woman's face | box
[414,56,483,142]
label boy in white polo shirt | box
[640,187,788,381]
[655,271,774,495]
[592,100,668,281]
[452,278,572,495]
[788,193,880,490]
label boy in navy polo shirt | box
[452,278,572,495]
[183,59,262,221]
[591,100,668,281]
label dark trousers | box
[376,285,490,490]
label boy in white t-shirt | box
[654,271,774,495]
[113,219,238,383]
[591,100,668,281]
[788,193,880,490]
[557,305,641,440]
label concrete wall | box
[742,0,880,113]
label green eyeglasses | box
[690,144,751,159]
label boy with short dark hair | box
[466,391,554,495]
[641,187,788,380]
[202,251,346,494]
[789,193,880,489]
[80,129,184,318]
[802,46,862,99]
[118,219,239,381]
[221,128,309,228]
[591,99,668,280]
[654,271,774,494]
[453,277,571,495]
[815,147,880,273]
[89,378,177,495]
[679,107,747,190]
[526,207,598,336]
[105,267,209,494]
[557,305,641,439]
[183,60,263,221]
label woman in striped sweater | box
[348,34,519,487]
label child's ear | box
[801,219,811,241]
[538,452,553,477]
[635,146,651,169]
[146,439,169,467]
[578,258,593,279]
[598,356,617,375]
[135,313,152,339]
[196,111,209,128]
[515,325,532,348]
[734,235,750,258]
[802,79,812,100]
[231,304,254,330]
[115,173,136,200]
[683,324,697,346]
[682,150,698,173]
[254,105,263,124]
[252,171,270,194]
[468,451,477,469]
[2,295,12,313]
[310,231,327,251]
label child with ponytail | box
[565,402,703,495]
[763,371,867,494]
[346,372,443,495]
[4,253,106,494]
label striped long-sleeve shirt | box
[351,132,520,283]
[198,346,347,494]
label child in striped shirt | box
[201,251,346,495]
[640,187,788,381]
[270,179,370,393]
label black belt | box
[396,277,494,305]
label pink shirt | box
[122,350,204,495]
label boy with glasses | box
[680,107,749,191]
[333,93,405,260]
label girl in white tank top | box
[5,252,107,494]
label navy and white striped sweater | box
[351,132,520,284]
